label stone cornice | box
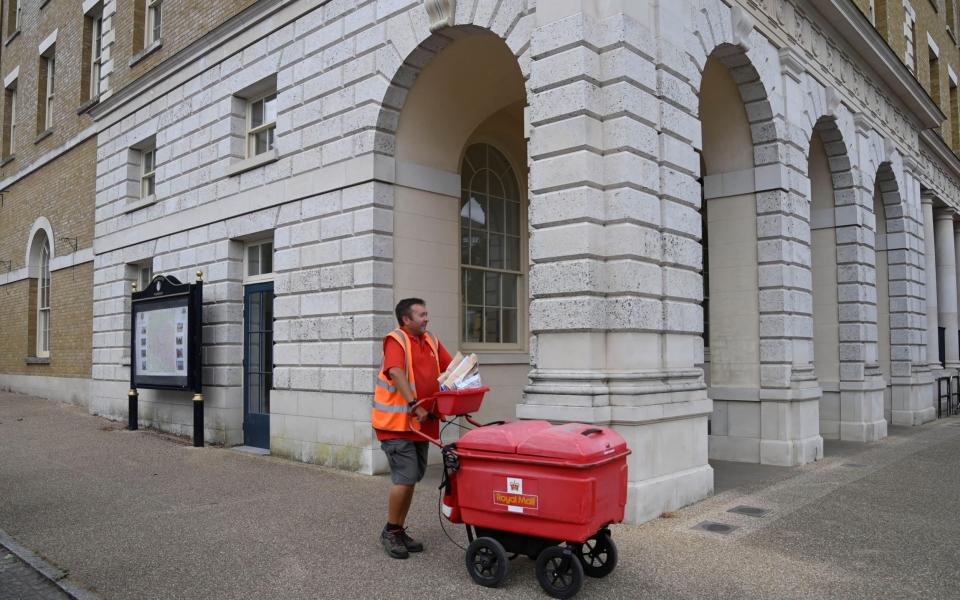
[806,0,942,128]
[919,130,960,209]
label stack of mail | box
[437,352,481,390]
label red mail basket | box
[451,421,629,544]
[433,387,489,416]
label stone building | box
[5,0,960,524]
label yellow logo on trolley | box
[494,476,538,511]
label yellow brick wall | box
[0,0,96,177]
[110,0,258,93]
[0,137,96,266]
[857,0,960,152]
[0,262,92,377]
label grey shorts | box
[381,439,429,485]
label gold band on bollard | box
[192,393,203,402]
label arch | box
[375,0,533,161]
[26,216,54,277]
[384,17,529,427]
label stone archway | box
[807,117,886,442]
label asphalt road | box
[1,391,959,599]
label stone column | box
[922,195,940,369]
[521,0,712,524]
[934,207,960,368]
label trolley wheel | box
[570,530,618,578]
[535,546,584,599]
[465,537,508,588]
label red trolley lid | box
[456,420,552,453]
[515,423,627,463]
[457,421,628,464]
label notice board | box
[131,275,202,391]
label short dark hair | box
[395,298,425,325]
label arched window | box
[460,143,522,345]
[35,233,51,357]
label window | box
[245,240,274,282]
[3,82,16,157]
[137,264,153,290]
[36,236,50,357]
[6,0,20,37]
[140,147,156,199]
[460,144,523,346]
[904,2,917,74]
[83,14,103,101]
[37,52,55,133]
[868,0,876,24]
[950,74,959,149]
[247,93,277,157]
[146,0,162,45]
[929,45,941,108]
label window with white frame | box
[36,236,50,357]
[247,92,277,157]
[37,51,55,133]
[137,264,153,290]
[3,81,16,157]
[245,240,274,282]
[904,1,917,73]
[460,143,523,346]
[6,0,20,36]
[140,146,156,199]
[146,0,162,45]
[88,15,103,100]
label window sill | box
[129,40,163,67]
[76,96,100,115]
[4,29,20,47]
[124,196,157,214]
[462,351,529,365]
[25,356,50,365]
[0,154,15,167]
[35,129,54,144]
[226,148,279,177]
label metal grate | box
[693,521,737,534]
[727,505,771,518]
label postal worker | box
[372,297,453,559]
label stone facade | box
[0,0,951,526]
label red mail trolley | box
[413,388,630,599]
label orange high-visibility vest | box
[371,328,440,432]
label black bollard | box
[192,392,203,447]
[128,388,138,430]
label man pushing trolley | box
[373,298,631,599]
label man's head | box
[395,298,429,336]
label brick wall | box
[0,137,96,265]
[107,0,257,94]
[0,0,96,177]
[857,0,960,151]
[0,262,92,377]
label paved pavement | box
[0,545,68,600]
[2,391,960,599]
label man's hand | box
[413,406,430,422]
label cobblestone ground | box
[0,545,68,600]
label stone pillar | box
[922,195,940,369]
[884,162,934,426]
[521,0,712,524]
[934,207,960,368]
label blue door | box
[243,282,273,449]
